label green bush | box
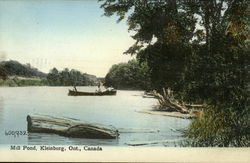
[184,105,250,147]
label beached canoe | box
[68,89,117,96]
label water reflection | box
[28,133,119,146]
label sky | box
[0,0,135,77]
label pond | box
[0,86,190,146]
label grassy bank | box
[0,76,47,87]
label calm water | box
[0,86,190,146]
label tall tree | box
[100,0,250,146]
[100,0,196,92]
[184,0,250,146]
[47,68,61,86]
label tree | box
[105,59,151,90]
[47,68,97,86]
[0,66,7,80]
[183,0,250,146]
[0,60,46,78]
[100,0,196,92]
[47,68,61,86]
[100,0,250,146]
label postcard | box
[0,0,249,162]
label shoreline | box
[0,77,46,87]
[137,109,195,119]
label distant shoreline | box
[0,76,46,87]
[0,77,145,91]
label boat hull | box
[68,89,117,96]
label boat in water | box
[68,89,117,96]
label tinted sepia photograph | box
[0,0,249,162]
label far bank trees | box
[47,68,97,86]
[105,59,150,90]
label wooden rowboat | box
[68,89,117,96]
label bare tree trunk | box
[153,88,189,114]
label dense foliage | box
[0,60,46,78]
[105,59,150,90]
[0,66,7,80]
[100,0,250,146]
[100,0,196,92]
[47,68,97,86]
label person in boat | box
[97,83,102,92]
[73,85,77,92]
[106,86,114,92]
